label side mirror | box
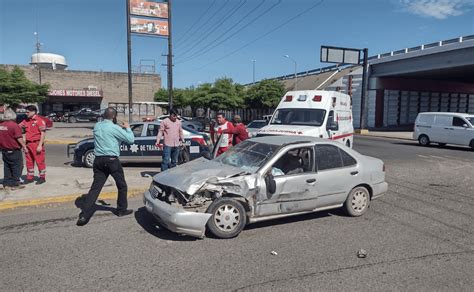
[265,173,276,195]
[463,124,469,128]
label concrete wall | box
[1,65,161,108]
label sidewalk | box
[0,165,155,210]
[45,125,93,145]
[357,131,413,141]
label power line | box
[176,0,280,64]
[174,0,217,46]
[188,0,325,71]
[175,0,247,56]
[175,0,231,49]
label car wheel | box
[418,134,430,146]
[206,198,247,239]
[344,186,370,217]
[83,149,95,168]
[69,116,77,123]
[346,140,351,148]
[178,148,190,164]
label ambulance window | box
[314,145,343,171]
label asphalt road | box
[1,136,473,291]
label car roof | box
[249,135,336,146]
[419,112,473,117]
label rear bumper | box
[372,181,388,199]
[143,190,212,238]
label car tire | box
[344,186,370,217]
[69,116,77,123]
[206,198,247,239]
[418,134,430,146]
[178,148,190,164]
[83,149,95,168]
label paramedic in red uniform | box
[19,105,47,184]
[222,114,249,145]
[210,113,234,156]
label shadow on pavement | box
[393,142,473,152]
[134,207,198,241]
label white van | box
[413,112,474,149]
[257,90,354,147]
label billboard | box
[321,46,361,65]
[130,17,168,36]
[130,0,168,19]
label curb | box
[45,140,79,145]
[0,188,147,211]
[354,133,414,141]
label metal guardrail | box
[256,35,473,85]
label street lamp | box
[284,55,297,90]
[251,59,256,84]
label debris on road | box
[271,251,278,256]
[357,249,367,258]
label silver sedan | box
[143,136,388,239]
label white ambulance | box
[257,90,354,147]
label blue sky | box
[1,0,473,88]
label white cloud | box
[400,0,473,19]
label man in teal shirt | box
[77,107,135,226]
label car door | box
[119,123,145,161]
[139,123,163,162]
[450,117,471,146]
[257,146,319,216]
[312,144,360,208]
[432,115,452,143]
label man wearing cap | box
[19,105,47,184]
[0,108,28,191]
[222,114,249,145]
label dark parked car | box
[68,121,211,168]
[65,108,104,123]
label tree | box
[0,66,49,108]
[245,79,285,108]
[207,78,244,110]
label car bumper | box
[371,181,388,199]
[143,190,212,238]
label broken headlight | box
[149,182,162,199]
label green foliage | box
[153,77,284,112]
[245,79,285,108]
[0,66,49,108]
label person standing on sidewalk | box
[76,107,135,226]
[222,115,249,145]
[19,105,47,184]
[210,113,234,156]
[155,109,184,171]
[0,108,28,191]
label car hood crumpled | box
[152,157,246,194]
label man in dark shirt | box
[0,108,28,192]
[223,115,249,145]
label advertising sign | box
[130,0,168,19]
[130,17,169,36]
[321,46,361,65]
[48,89,103,97]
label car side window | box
[131,124,143,137]
[146,124,159,136]
[452,117,465,127]
[315,145,343,171]
[271,147,314,176]
[340,148,357,167]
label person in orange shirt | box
[19,105,47,184]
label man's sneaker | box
[36,178,46,185]
[23,179,34,185]
[76,212,91,226]
[114,209,134,217]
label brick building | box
[1,64,161,115]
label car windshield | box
[214,141,279,173]
[270,108,326,126]
[466,116,474,126]
[247,121,268,128]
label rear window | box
[271,108,326,126]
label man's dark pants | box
[81,156,128,217]
[161,145,180,171]
[2,149,23,187]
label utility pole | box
[126,0,133,122]
[360,48,369,130]
[167,0,174,111]
[34,31,42,84]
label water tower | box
[30,53,68,70]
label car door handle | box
[350,171,359,176]
[306,178,316,183]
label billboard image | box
[130,0,168,19]
[130,17,168,36]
